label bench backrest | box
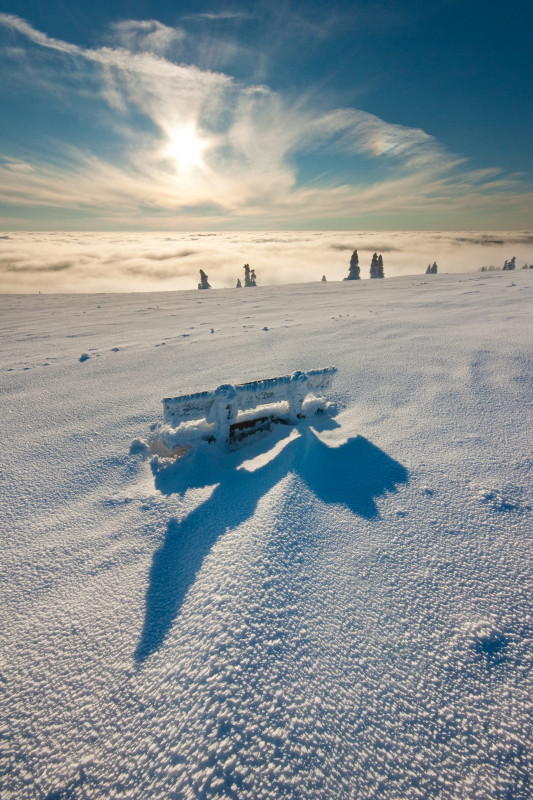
[162,367,337,441]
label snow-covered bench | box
[162,367,337,445]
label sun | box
[165,125,207,172]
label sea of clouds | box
[1,230,532,293]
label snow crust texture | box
[1,270,532,799]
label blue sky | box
[0,0,531,230]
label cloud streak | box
[0,14,531,230]
[182,12,255,22]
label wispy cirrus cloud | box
[182,11,255,22]
[0,13,531,230]
[108,20,186,55]
[0,13,225,81]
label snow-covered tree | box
[431,262,438,274]
[426,264,432,274]
[198,269,211,290]
[345,250,360,280]
[370,253,385,278]
[322,275,327,282]
[236,278,242,288]
[243,264,257,287]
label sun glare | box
[165,125,207,172]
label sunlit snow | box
[1,270,532,799]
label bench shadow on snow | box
[135,419,408,663]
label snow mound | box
[476,485,531,513]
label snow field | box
[1,269,532,799]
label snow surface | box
[1,270,532,799]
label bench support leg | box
[209,384,239,445]
[289,371,308,424]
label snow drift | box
[1,269,532,799]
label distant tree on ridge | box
[243,264,257,287]
[370,252,385,278]
[502,257,516,270]
[198,269,211,290]
[344,250,360,280]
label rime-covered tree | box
[198,269,211,290]
[243,263,257,287]
[370,252,384,278]
[345,250,360,280]
[236,278,242,288]
[241,264,258,286]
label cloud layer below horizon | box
[1,230,532,293]
[0,13,531,231]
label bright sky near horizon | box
[0,0,531,231]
